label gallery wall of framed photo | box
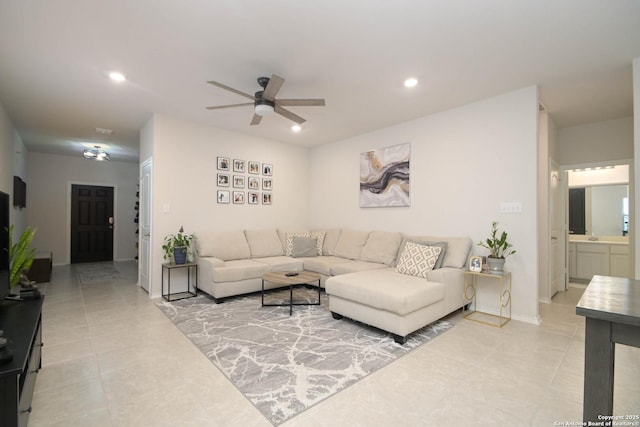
[216,156,273,205]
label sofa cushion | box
[398,237,447,269]
[330,261,387,275]
[291,236,318,257]
[245,229,284,258]
[313,228,341,256]
[196,230,251,261]
[360,231,403,266]
[253,256,304,272]
[333,229,370,260]
[303,256,351,276]
[211,259,270,282]
[395,242,442,279]
[325,269,444,316]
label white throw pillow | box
[395,242,442,279]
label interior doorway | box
[70,184,114,263]
[139,159,152,294]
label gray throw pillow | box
[291,236,318,258]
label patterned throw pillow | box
[395,242,442,279]
[285,231,325,256]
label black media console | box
[0,298,44,427]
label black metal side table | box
[162,262,198,301]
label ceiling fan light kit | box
[206,74,325,126]
[83,145,110,161]
[254,103,275,116]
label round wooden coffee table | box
[261,271,321,315]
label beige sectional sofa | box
[195,228,472,343]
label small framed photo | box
[248,192,260,204]
[262,163,273,176]
[217,190,230,204]
[248,161,260,174]
[233,191,244,204]
[262,178,272,190]
[248,177,260,189]
[233,175,245,188]
[469,256,483,272]
[217,173,230,187]
[262,192,272,205]
[233,159,245,173]
[217,157,230,171]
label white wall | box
[557,117,633,165]
[309,86,540,323]
[146,114,311,297]
[12,131,28,234]
[634,57,640,278]
[0,101,14,194]
[27,152,138,265]
[0,100,28,235]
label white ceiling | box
[0,1,639,163]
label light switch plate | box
[500,202,522,213]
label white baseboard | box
[474,304,542,325]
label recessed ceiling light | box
[109,71,126,82]
[404,78,418,88]
[291,125,301,133]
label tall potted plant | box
[162,226,195,265]
[478,221,516,273]
[8,225,37,289]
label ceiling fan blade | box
[275,106,306,124]
[276,99,325,107]
[207,81,256,101]
[262,74,285,101]
[250,114,262,126]
[205,102,253,110]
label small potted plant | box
[162,226,195,265]
[478,221,516,273]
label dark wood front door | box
[71,184,114,263]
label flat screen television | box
[0,191,9,301]
[13,176,26,208]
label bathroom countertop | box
[568,238,629,245]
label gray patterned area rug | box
[156,288,453,426]
[76,263,120,285]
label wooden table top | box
[262,271,321,285]
[576,275,640,327]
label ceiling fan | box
[206,74,325,126]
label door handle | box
[144,233,150,237]
[551,236,558,240]
[108,216,114,225]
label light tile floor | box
[29,262,639,426]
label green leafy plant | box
[7,225,37,289]
[478,221,516,259]
[162,226,195,262]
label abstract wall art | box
[360,142,410,207]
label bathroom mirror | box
[568,184,629,236]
